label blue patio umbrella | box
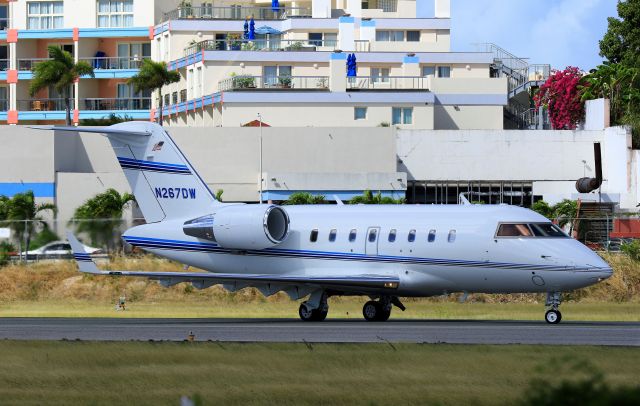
[243,19,249,39]
[348,53,357,77]
[248,17,255,40]
[346,53,352,75]
[272,0,280,12]
[254,25,281,35]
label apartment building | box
[154,0,508,129]
[0,0,181,124]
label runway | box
[1,318,638,345]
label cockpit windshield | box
[496,223,568,238]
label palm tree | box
[29,46,94,125]
[128,59,180,126]
[71,189,135,251]
[0,190,57,260]
[349,190,404,204]
[283,192,327,205]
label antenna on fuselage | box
[459,193,471,205]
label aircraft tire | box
[363,300,389,322]
[545,309,562,324]
[299,303,328,322]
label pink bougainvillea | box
[534,66,585,130]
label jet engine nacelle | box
[212,204,290,250]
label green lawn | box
[1,300,639,321]
[0,341,638,405]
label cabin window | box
[496,223,533,237]
[428,229,436,242]
[310,229,318,242]
[349,229,357,242]
[328,229,337,242]
[448,230,456,243]
[408,229,416,242]
[388,229,396,242]
[529,223,568,238]
[368,229,378,242]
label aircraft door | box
[365,227,381,256]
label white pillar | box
[360,19,375,52]
[435,0,451,18]
[338,16,355,52]
[402,56,421,89]
[312,0,331,18]
[329,52,347,92]
[346,0,362,18]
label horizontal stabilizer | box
[67,231,100,274]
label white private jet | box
[38,122,613,324]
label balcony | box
[347,76,429,90]
[18,58,51,71]
[219,75,329,91]
[17,99,71,111]
[163,5,311,21]
[82,98,151,110]
[185,39,340,56]
[79,57,144,70]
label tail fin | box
[37,122,219,223]
[67,231,100,274]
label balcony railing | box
[219,75,329,91]
[80,57,145,70]
[0,59,8,71]
[0,100,8,111]
[18,58,52,71]
[17,99,72,111]
[83,98,151,110]
[185,39,340,56]
[163,6,311,21]
[347,76,429,90]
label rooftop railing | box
[163,6,311,21]
[79,57,146,70]
[347,76,429,90]
[219,75,329,91]
[82,98,151,110]
[185,38,340,56]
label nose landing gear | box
[298,291,329,322]
[545,292,562,324]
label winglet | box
[66,231,100,274]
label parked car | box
[20,240,103,260]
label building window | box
[438,66,451,78]
[329,229,337,242]
[117,42,150,68]
[407,31,420,42]
[309,32,337,47]
[376,30,403,42]
[354,107,367,120]
[195,67,202,98]
[371,67,389,83]
[349,229,357,242]
[392,107,413,125]
[97,0,134,28]
[309,33,322,46]
[408,229,416,242]
[422,66,436,77]
[310,229,318,242]
[27,1,64,29]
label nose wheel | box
[299,303,328,321]
[545,309,562,324]
[545,292,562,324]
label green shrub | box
[621,239,640,262]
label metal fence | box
[163,6,311,21]
[219,75,329,91]
[185,38,339,56]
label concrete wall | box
[397,127,637,209]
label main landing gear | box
[363,296,405,322]
[545,292,562,324]
[298,291,329,322]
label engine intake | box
[194,204,290,250]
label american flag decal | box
[152,141,164,151]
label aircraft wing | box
[67,232,399,296]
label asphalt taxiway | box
[0,318,638,345]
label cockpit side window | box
[529,223,568,238]
[496,223,533,237]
